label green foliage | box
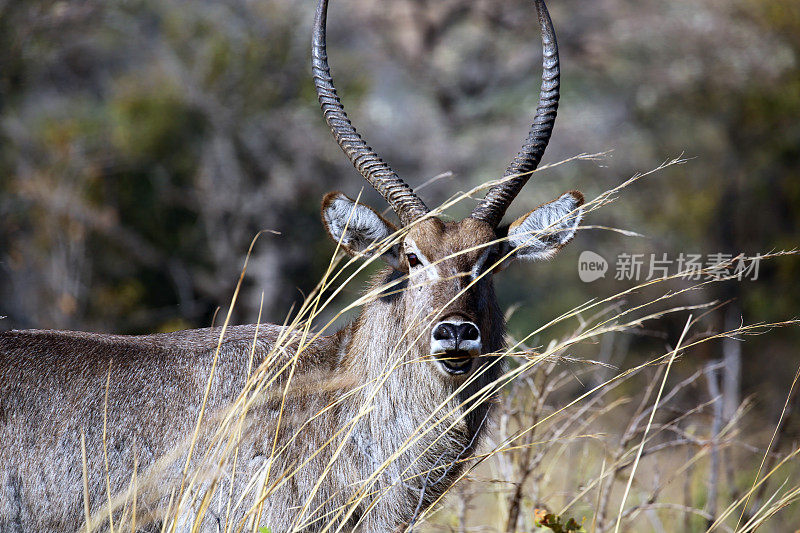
[534,510,586,533]
[110,82,206,168]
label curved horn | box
[471,0,560,228]
[312,0,429,226]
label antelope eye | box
[486,252,500,269]
[407,253,420,267]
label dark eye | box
[407,253,420,267]
[486,252,500,269]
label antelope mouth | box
[436,350,474,375]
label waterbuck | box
[0,0,583,530]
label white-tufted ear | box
[500,190,584,264]
[321,192,401,269]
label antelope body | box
[0,0,583,531]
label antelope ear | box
[500,190,584,263]
[321,192,401,269]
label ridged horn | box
[471,0,560,228]
[312,0,429,226]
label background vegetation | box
[1,0,798,530]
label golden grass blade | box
[612,314,692,533]
[81,428,92,533]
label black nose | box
[433,322,480,348]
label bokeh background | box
[1,0,798,527]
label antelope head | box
[313,0,583,376]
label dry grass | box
[80,156,800,532]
